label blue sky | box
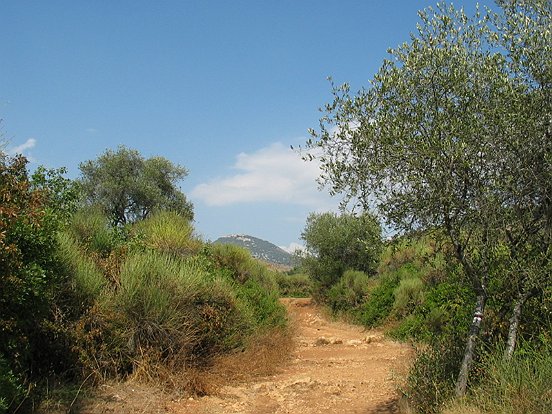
[1,0,481,250]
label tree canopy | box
[301,211,382,293]
[79,146,194,225]
[307,0,551,396]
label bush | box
[57,231,107,304]
[301,211,383,297]
[327,270,370,313]
[209,243,279,292]
[69,207,120,256]
[236,279,287,329]
[72,247,288,380]
[275,273,312,297]
[393,276,425,317]
[403,335,466,414]
[113,251,251,360]
[357,273,401,327]
[210,244,256,283]
[0,155,75,386]
[389,313,427,341]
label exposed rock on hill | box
[214,234,296,267]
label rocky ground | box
[61,298,412,414]
[167,297,413,414]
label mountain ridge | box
[213,234,296,268]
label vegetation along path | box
[170,298,412,414]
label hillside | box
[214,234,296,267]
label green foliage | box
[446,342,552,414]
[392,276,424,317]
[79,146,193,226]
[301,211,382,297]
[68,206,122,256]
[117,251,245,351]
[210,243,255,283]
[57,231,107,304]
[275,273,312,298]
[61,221,287,380]
[236,279,287,329]
[0,356,24,414]
[327,270,370,313]
[1,150,289,404]
[357,273,400,327]
[403,336,466,414]
[0,154,74,381]
[30,165,80,226]
[133,210,202,257]
[209,243,279,293]
[308,0,551,395]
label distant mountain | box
[213,234,296,268]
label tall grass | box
[109,250,252,365]
[68,207,118,256]
[444,343,552,414]
[133,211,202,256]
[402,335,466,414]
[57,231,106,302]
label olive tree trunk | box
[455,292,487,397]
[504,290,531,361]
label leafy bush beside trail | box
[63,213,287,383]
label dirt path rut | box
[171,298,412,414]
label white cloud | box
[7,138,36,157]
[191,142,334,208]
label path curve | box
[171,298,412,414]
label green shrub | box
[275,273,312,297]
[209,243,279,292]
[210,244,255,283]
[69,207,119,256]
[236,278,287,329]
[114,251,212,353]
[393,276,425,317]
[403,335,465,414]
[389,314,427,341]
[0,155,72,384]
[57,231,107,303]
[77,250,265,376]
[327,270,370,313]
[357,273,401,327]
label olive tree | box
[79,146,194,225]
[307,1,550,396]
[492,0,551,361]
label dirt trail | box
[170,298,413,414]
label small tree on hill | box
[79,146,194,225]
